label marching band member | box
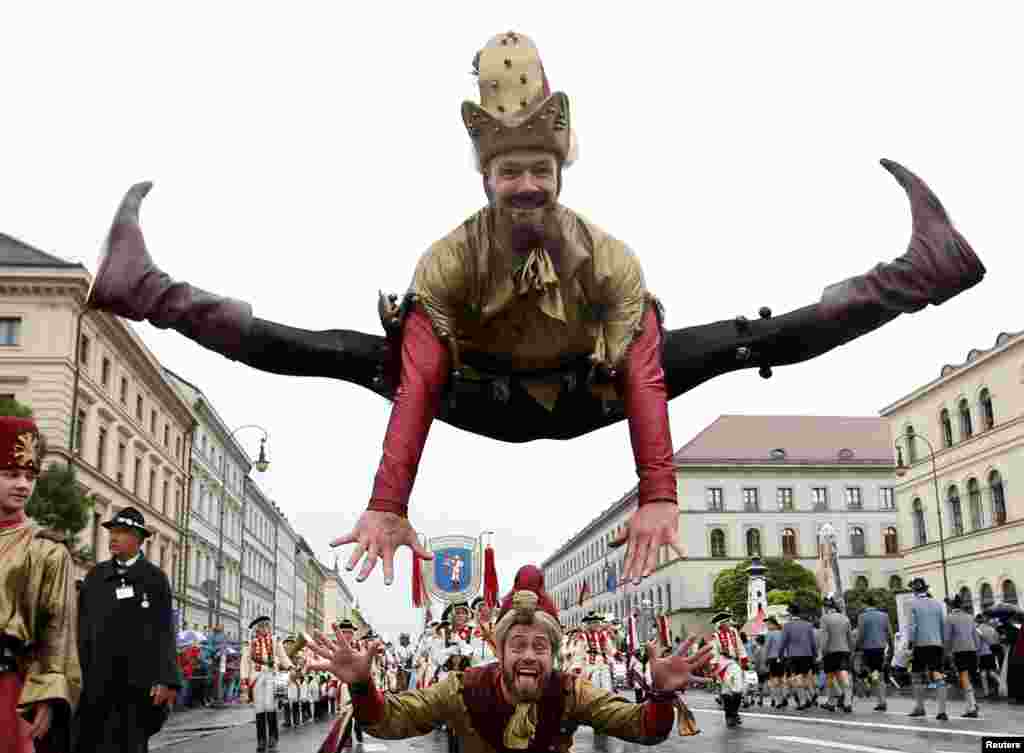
[469,597,498,667]
[240,616,293,751]
[707,612,749,728]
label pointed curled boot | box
[820,158,985,322]
[87,182,254,360]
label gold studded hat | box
[0,416,43,473]
[463,31,577,173]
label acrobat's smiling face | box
[500,623,554,703]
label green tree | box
[0,397,33,418]
[27,462,96,556]
[713,558,820,624]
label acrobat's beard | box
[501,657,552,703]
[492,190,563,255]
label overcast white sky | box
[3,3,1022,640]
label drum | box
[274,671,289,700]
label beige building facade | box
[323,565,355,631]
[543,415,901,639]
[1,233,194,588]
[880,329,1023,611]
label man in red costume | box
[309,566,711,753]
[80,32,985,591]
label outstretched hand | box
[610,502,685,583]
[649,638,713,693]
[330,510,433,584]
[305,627,382,686]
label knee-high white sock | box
[937,681,948,715]
[965,686,976,712]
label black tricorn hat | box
[249,615,271,631]
[102,506,152,538]
[334,619,356,631]
[442,601,471,623]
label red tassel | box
[412,551,424,607]
[658,615,670,646]
[483,545,499,608]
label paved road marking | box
[772,735,906,753]
[687,706,1015,738]
[361,744,388,752]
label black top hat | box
[102,506,152,538]
[249,615,272,631]
[442,601,471,623]
[582,611,604,625]
[335,619,356,631]
[909,577,929,593]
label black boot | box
[256,713,267,753]
[268,712,279,751]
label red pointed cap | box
[497,565,559,622]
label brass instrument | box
[285,632,309,661]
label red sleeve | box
[621,306,677,505]
[351,678,386,725]
[368,307,451,515]
[640,699,676,737]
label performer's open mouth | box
[508,192,548,209]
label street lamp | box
[894,432,950,601]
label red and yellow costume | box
[0,417,82,753]
[318,566,679,753]
[707,613,748,727]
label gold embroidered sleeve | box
[409,239,472,340]
[361,672,463,739]
[19,540,82,712]
[589,239,647,369]
[568,676,670,744]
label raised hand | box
[649,638,713,693]
[610,501,686,583]
[305,627,381,686]
[331,510,433,584]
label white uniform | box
[469,622,498,666]
[240,633,293,713]
[709,625,749,695]
[584,629,613,692]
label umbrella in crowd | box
[177,629,206,646]
[983,602,1024,622]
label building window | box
[75,409,86,455]
[710,529,726,558]
[116,442,127,486]
[149,469,157,505]
[120,376,128,404]
[879,487,895,510]
[96,427,108,473]
[742,488,759,511]
[967,478,983,530]
[980,388,994,431]
[845,487,863,510]
[855,575,870,590]
[162,480,169,515]
[980,582,995,609]
[850,526,866,556]
[150,409,157,434]
[947,485,963,537]
[781,528,797,557]
[101,357,111,388]
[940,408,953,448]
[0,317,21,346]
[812,487,828,510]
[883,526,898,555]
[777,487,794,512]
[707,488,724,511]
[175,436,181,460]
[912,498,926,545]
[1004,580,1019,606]
[136,395,143,421]
[989,470,1006,525]
[889,574,903,591]
[133,457,142,496]
[746,528,761,557]
[163,424,170,447]
[905,425,917,464]
[959,398,973,440]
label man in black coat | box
[74,507,180,752]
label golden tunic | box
[410,205,652,410]
[0,519,82,712]
[360,670,669,753]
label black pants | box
[74,689,165,753]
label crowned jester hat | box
[464,31,577,172]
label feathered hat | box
[464,31,578,173]
[494,565,561,650]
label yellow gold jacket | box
[346,664,673,753]
[410,205,653,410]
[0,518,82,712]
